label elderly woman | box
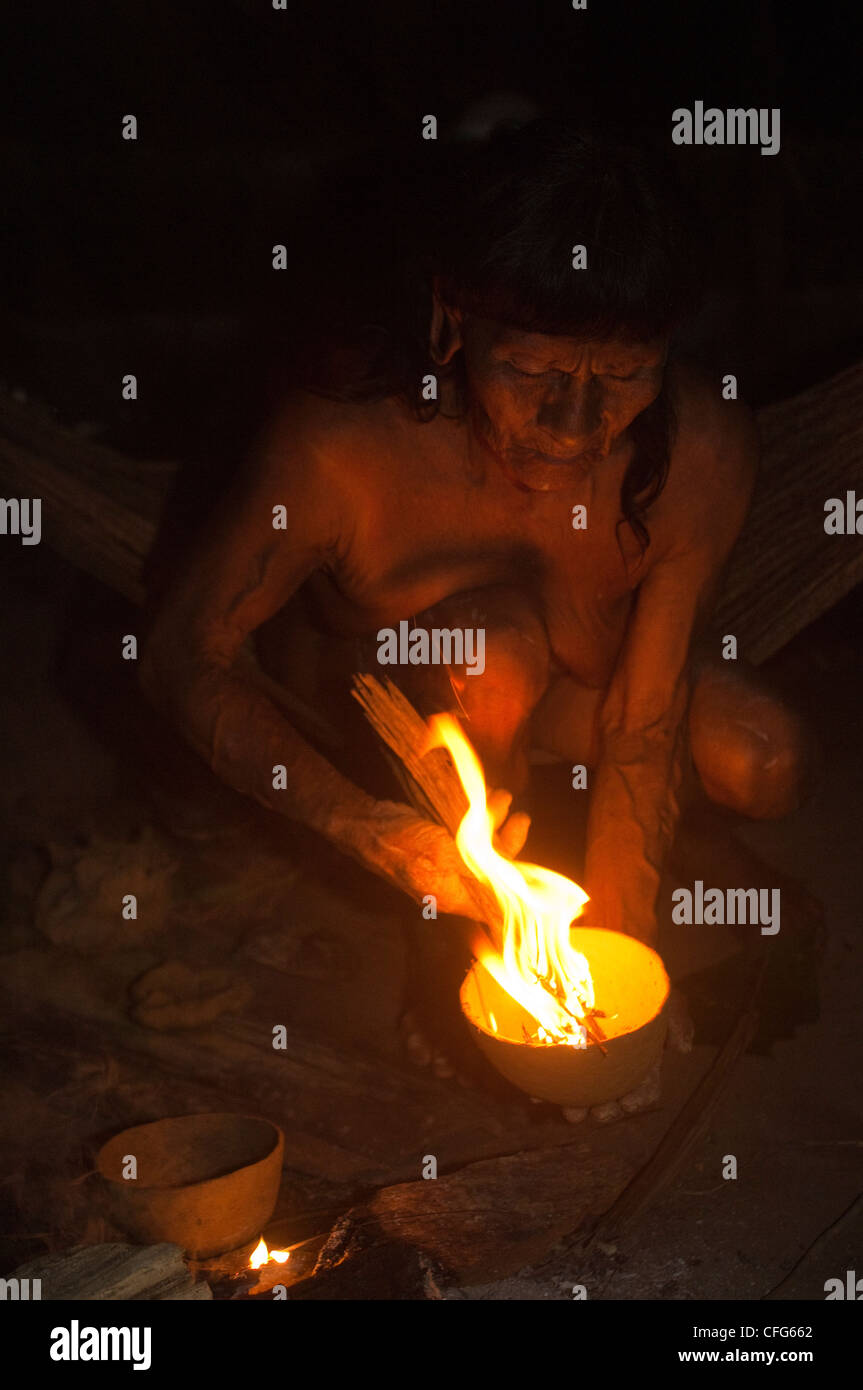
[142,121,810,1118]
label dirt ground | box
[0,536,860,1300]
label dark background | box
[1,0,860,472]
[0,3,862,1303]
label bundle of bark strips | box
[351,673,503,946]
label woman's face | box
[460,316,668,491]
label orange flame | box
[249,1237,290,1269]
[428,713,594,1047]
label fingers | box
[496,810,531,858]
[487,788,513,831]
[488,787,530,858]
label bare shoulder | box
[254,388,404,483]
[229,389,407,558]
[652,358,758,560]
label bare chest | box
[304,416,646,687]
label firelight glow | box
[249,1237,290,1269]
[428,713,595,1047]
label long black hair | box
[292,120,706,551]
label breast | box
[541,532,637,688]
[306,536,547,638]
[545,593,632,688]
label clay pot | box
[96,1114,284,1258]
[460,927,669,1109]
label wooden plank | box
[11,1242,212,1300]
[286,1142,633,1293]
[0,956,597,1193]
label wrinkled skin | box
[457,311,669,494]
[141,290,813,1121]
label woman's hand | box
[357,790,530,919]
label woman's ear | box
[429,282,464,365]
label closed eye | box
[508,363,550,378]
[507,362,569,382]
[508,361,639,384]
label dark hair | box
[299,120,705,551]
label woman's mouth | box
[497,453,596,493]
[515,442,605,467]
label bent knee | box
[395,586,550,790]
[690,672,816,819]
[455,614,550,715]
[423,586,550,713]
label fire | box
[429,713,595,1048]
[249,1237,290,1269]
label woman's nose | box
[536,379,602,446]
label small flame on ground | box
[249,1237,290,1269]
[428,713,596,1048]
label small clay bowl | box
[460,927,669,1109]
[96,1114,284,1258]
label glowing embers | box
[461,929,669,1107]
[249,1238,289,1270]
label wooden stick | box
[572,956,768,1249]
[762,1189,863,1300]
[582,1012,609,1054]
